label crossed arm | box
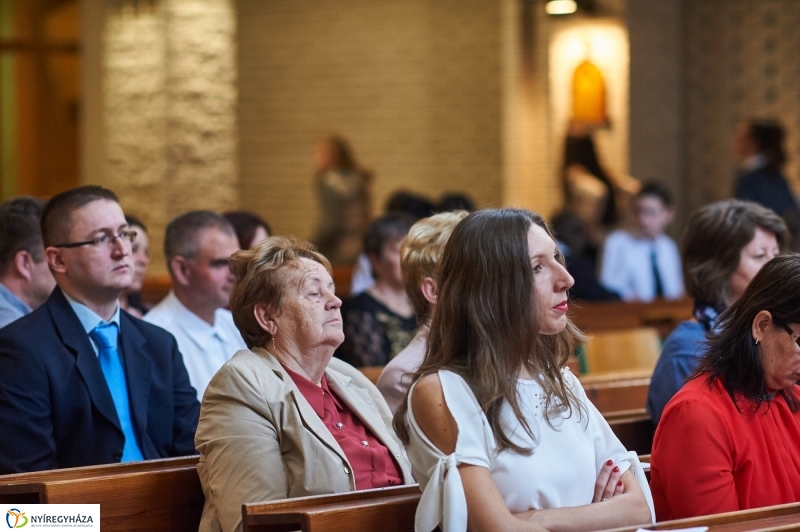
[411,374,652,532]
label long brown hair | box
[394,208,585,454]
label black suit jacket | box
[0,287,200,473]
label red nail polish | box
[617,480,623,487]
[606,459,613,466]
[612,466,619,473]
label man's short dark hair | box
[164,210,236,270]
[41,186,119,248]
[636,181,673,208]
[0,197,47,274]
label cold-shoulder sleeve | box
[404,371,495,532]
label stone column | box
[83,0,238,274]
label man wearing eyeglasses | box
[0,185,200,474]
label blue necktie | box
[90,323,144,462]
[651,247,664,298]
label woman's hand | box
[593,459,624,503]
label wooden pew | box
[580,370,651,414]
[600,501,800,531]
[570,298,692,340]
[243,485,420,532]
[605,409,655,456]
[0,457,204,532]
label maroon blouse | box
[284,366,404,490]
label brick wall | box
[237,0,506,242]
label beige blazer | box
[195,347,415,532]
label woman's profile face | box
[728,227,779,303]
[274,257,344,353]
[758,316,800,391]
[528,224,574,335]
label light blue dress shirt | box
[0,283,32,329]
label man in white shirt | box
[0,197,55,328]
[599,182,684,302]
[145,211,245,400]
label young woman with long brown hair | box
[394,208,652,532]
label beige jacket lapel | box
[326,365,415,484]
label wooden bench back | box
[243,485,420,532]
[0,461,204,532]
[600,501,800,531]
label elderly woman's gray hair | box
[228,236,332,349]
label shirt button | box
[361,440,369,447]
[343,466,350,474]
[335,423,344,429]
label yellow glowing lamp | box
[571,59,607,125]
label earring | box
[755,337,760,345]
[272,334,276,351]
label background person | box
[376,210,468,413]
[0,197,55,328]
[336,213,417,367]
[650,253,800,520]
[647,200,787,424]
[733,119,797,218]
[0,185,199,473]
[144,211,245,401]
[119,214,151,318]
[395,208,652,532]
[599,182,683,302]
[195,236,413,532]
[311,135,372,266]
[223,210,271,249]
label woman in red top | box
[650,253,800,520]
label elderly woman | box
[651,253,800,520]
[336,213,417,367]
[646,200,787,424]
[195,237,414,532]
[395,209,652,532]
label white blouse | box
[405,369,634,532]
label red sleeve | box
[652,398,738,519]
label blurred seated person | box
[563,126,641,256]
[395,209,653,531]
[144,211,245,401]
[647,200,786,424]
[376,210,468,413]
[599,182,683,301]
[0,197,55,328]
[733,119,798,217]
[350,190,436,295]
[223,210,271,249]
[0,185,198,473]
[195,237,414,532]
[119,215,151,318]
[337,214,417,367]
[551,212,620,301]
[651,254,800,520]
[438,192,476,213]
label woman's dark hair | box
[682,200,788,307]
[747,120,787,172]
[394,208,585,454]
[696,253,800,413]
[563,134,617,226]
[223,211,271,249]
[125,214,147,233]
[363,213,415,258]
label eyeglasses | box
[772,316,800,348]
[53,230,138,249]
